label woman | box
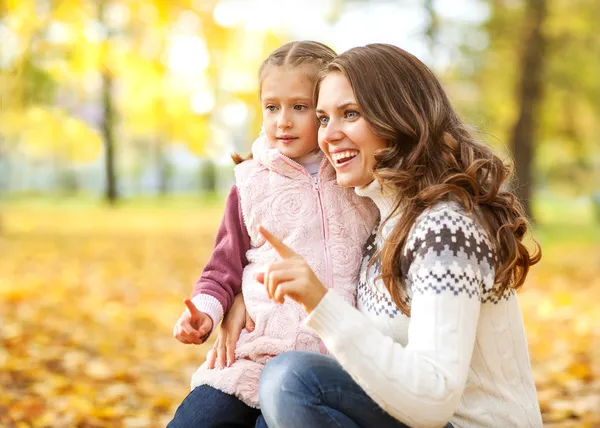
[214,43,543,428]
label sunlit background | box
[1,0,599,427]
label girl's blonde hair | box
[232,41,336,165]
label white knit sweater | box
[305,180,543,428]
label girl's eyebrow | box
[261,96,313,103]
[316,101,358,115]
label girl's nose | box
[277,111,293,129]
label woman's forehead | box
[317,73,357,110]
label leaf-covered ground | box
[1,204,599,427]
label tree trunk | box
[200,160,218,193]
[509,0,547,219]
[424,0,439,54]
[156,138,171,196]
[99,0,117,204]
[101,70,117,203]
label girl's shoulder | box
[234,158,266,183]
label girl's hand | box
[173,299,213,345]
[206,292,255,369]
[256,226,328,313]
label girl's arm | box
[190,185,251,332]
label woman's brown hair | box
[231,41,336,164]
[317,43,541,316]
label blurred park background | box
[0,0,599,426]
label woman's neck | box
[355,179,397,221]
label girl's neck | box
[292,149,323,178]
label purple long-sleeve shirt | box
[190,185,251,329]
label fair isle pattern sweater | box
[305,179,543,428]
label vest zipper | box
[280,154,333,289]
[312,176,332,290]
[271,153,332,355]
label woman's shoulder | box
[412,201,491,242]
[404,200,495,267]
[402,200,497,300]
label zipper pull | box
[312,176,319,190]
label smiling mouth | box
[331,150,359,166]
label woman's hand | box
[173,299,213,345]
[257,226,328,313]
[206,292,255,369]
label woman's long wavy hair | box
[317,44,541,316]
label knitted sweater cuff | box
[305,290,353,339]
[191,294,224,334]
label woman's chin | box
[335,172,361,189]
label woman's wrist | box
[304,287,328,314]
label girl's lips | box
[278,137,298,145]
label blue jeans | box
[259,351,454,428]
[168,385,267,428]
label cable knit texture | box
[305,179,542,428]
[190,135,379,407]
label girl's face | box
[316,72,387,188]
[261,66,319,160]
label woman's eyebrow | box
[316,101,357,114]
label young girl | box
[169,41,378,427]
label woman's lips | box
[333,153,359,169]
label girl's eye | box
[317,116,329,126]
[345,110,359,120]
[294,105,307,111]
[266,105,278,112]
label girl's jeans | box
[258,351,454,428]
[167,385,267,428]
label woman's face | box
[316,72,387,188]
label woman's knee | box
[260,352,307,401]
[259,351,337,407]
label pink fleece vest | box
[190,135,378,407]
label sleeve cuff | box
[191,294,224,334]
[305,290,356,340]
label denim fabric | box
[168,385,267,428]
[259,351,454,428]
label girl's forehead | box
[260,66,317,100]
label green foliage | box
[450,0,600,197]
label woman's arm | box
[259,208,487,427]
[304,208,487,427]
[305,290,480,427]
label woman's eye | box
[294,105,307,111]
[318,116,329,126]
[266,105,277,112]
[345,110,359,120]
